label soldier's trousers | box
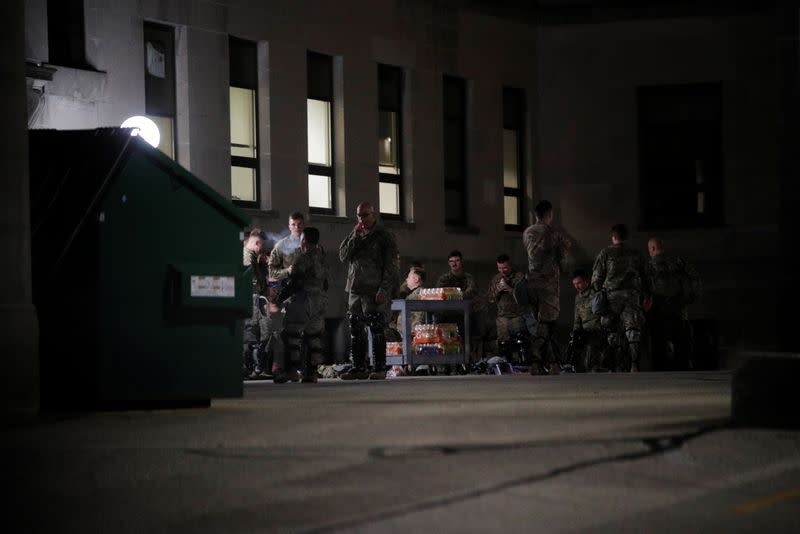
[496,314,526,342]
[600,290,645,368]
[283,289,327,370]
[526,276,560,322]
[581,329,609,371]
[648,310,693,371]
[243,294,271,371]
[347,292,388,368]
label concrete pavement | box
[4,371,800,533]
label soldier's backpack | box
[591,289,610,316]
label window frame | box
[443,75,467,227]
[378,64,404,220]
[143,21,177,160]
[637,82,724,230]
[229,36,260,208]
[47,0,91,69]
[307,51,335,215]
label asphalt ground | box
[4,371,800,533]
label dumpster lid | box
[29,128,250,282]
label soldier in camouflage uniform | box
[436,250,485,362]
[522,200,571,375]
[591,224,653,372]
[274,227,328,384]
[646,237,703,371]
[267,212,305,380]
[436,250,479,298]
[487,255,532,365]
[338,201,399,380]
[242,228,271,379]
[570,269,608,372]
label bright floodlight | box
[121,116,160,148]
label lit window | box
[307,99,332,166]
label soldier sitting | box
[487,254,533,368]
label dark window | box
[229,36,259,205]
[503,87,525,230]
[638,82,723,229]
[143,22,176,159]
[47,0,89,68]
[307,51,334,214]
[443,76,467,226]
[378,64,403,219]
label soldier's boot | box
[251,343,265,377]
[341,312,370,380]
[528,335,548,376]
[538,321,561,375]
[367,312,387,380]
[242,344,253,379]
[513,331,535,368]
[498,340,512,361]
[301,333,322,383]
[606,332,620,372]
[274,331,302,383]
[626,328,641,373]
[255,341,271,378]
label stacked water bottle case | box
[412,323,463,355]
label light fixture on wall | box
[121,116,160,148]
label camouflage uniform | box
[591,243,652,370]
[280,247,328,380]
[436,271,478,297]
[572,289,608,371]
[338,222,399,377]
[487,270,531,363]
[269,235,303,281]
[243,248,271,377]
[522,221,570,366]
[266,234,302,371]
[647,254,702,370]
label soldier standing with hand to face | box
[338,202,399,380]
[522,200,571,375]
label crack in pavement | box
[298,424,726,534]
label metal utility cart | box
[389,299,472,366]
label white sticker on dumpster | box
[190,275,235,297]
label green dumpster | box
[29,128,252,410]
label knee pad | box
[536,320,555,341]
[304,333,323,361]
[348,312,366,333]
[625,328,641,344]
[512,331,529,348]
[607,332,619,348]
[364,311,386,331]
[282,330,302,349]
[530,335,547,349]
